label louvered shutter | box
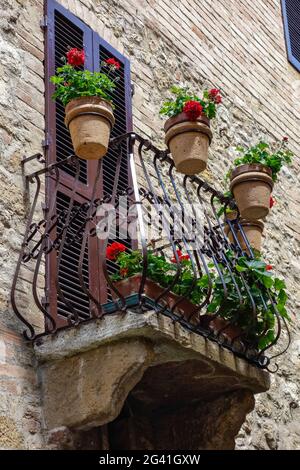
[93,34,133,301]
[282,0,300,71]
[45,0,133,326]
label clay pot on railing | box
[64,96,115,160]
[164,113,213,175]
[229,164,273,220]
[226,219,264,253]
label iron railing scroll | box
[11,133,291,372]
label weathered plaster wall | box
[0,0,299,449]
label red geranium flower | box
[283,136,289,142]
[171,249,190,263]
[269,196,276,209]
[183,100,203,120]
[120,267,128,277]
[208,88,222,104]
[106,242,126,261]
[105,58,121,69]
[209,88,220,98]
[266,264,273,271]
[66,48,85,67]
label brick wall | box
[0,0,299,449]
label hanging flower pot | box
[51,49,120,160]
[226,219,264,253]
[160,87,222,175]
[64,97,115,160]
[164,112,212,174]
[227,139,293,220]
[230,164,273,220]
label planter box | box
[114,274,197,322]
[113,274,243,342]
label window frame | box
[281,0,300,72]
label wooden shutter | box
[45,0,133,326]
[93,34,133,301]
[282,0,300,71]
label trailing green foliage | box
[227,140,293,182]
[111,248,289,350]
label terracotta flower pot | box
[223,209,238,233]
[200,315,243,343]
[229,164,273,220]
[64,96,115,160]
[113,274,197,322]
[227,219,264,253]
[164,112,213,175]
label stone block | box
[40,337,154,430]
[36,312,269,438]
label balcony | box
[11,132,290,448]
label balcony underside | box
[35,310,269,449]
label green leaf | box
[274,278,286,291]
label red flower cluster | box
[120,267,128,277]
[171,250,190,263]
[105,58,121,70]
[269,196,276,209]
[265,264,273,271]
[209,88,222,104]
[183,100,203,120]
[106,242,126,261]
[66,48,85,67]
[283,136,289,142]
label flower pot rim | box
[164,111,210,133]
[230,163,272,181]
[240,219,264,230]
[65,95,113,112]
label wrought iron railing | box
[11,132,290,371]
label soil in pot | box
[164,112,213,175]
[65,96,115,160]
[229,164,273,220]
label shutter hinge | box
[40,15,48,30]
[42,133,50,149]
[131,83,135,97]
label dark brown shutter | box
[45,0,133,325]
[93,34,133,301]
[282,0,300,71]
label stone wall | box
[0,0,299,449]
